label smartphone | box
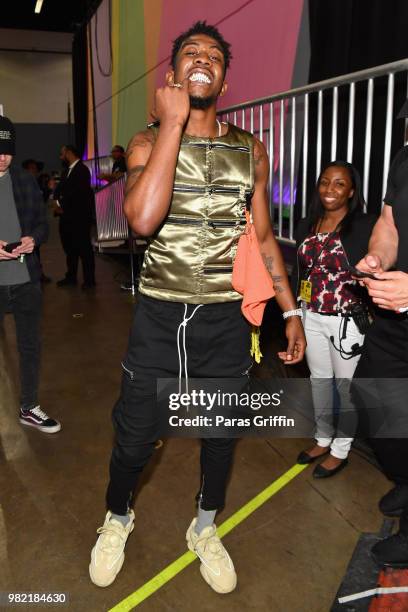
[346,264,383,281]
[4,241,22,253]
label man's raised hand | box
[151,78,191,128]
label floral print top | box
[298,232,360,314]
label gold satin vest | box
[138,123,255,304]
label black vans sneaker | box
[19,406,61,434]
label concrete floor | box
[0,219,390,612]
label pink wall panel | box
[155,0,304,109]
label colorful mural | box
[86,0,307,158]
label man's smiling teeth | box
[189,72,211,84]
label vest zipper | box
[208,220,246,228]
[166,217,203,226]
[203,266,233,274]
[209,143,250,153]
[182,142,250,153]
[166,217,245,228]
[181,142,208,149]
[173,185,207,194]
[173,185,251,196]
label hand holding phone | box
[346,264,384,281]
[4,241,22,253]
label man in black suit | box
[54,145,96,289]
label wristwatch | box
[282,308,303,320]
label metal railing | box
[94,174,128,242]
[94,175,148,295]
[83,155,112,188]
[218,58,408,245]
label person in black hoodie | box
[293,161,376,477]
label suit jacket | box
[54,161,94,223]
[9,165,48,283]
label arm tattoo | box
[261,253,274,272]
[128,165,145,177]
[261,255,286,294]
[126,131,154,159]
[271,274,285,294]
[125,165,145,194]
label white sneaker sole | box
[186,527,237,594]
[199,563,237,594]
[19,418,62,434]
[89,554,124,588]
[89,518,134,588]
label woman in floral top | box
[293,161,376,478]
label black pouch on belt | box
[349,302,372,334]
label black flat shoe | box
[379,485,408,517]
[297,448,330,465]
[313,458,348,479]
[371,532,408,568]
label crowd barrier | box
[218,58,408,244]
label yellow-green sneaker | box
[186,518,237,593]
[89,511,135,587]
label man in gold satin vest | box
[138,121,254,303]
[90,21,306,593]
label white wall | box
[0,29,73,124]
[0,28,72,53]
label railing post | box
[289,96,296,241]
[268,102,274,220]
[347,82,355,163]
[331,86,338,160]
[302,93,309,218]
[382,72,395,200]
[363,78,374,209]
[279,99,284,238]
[259,105,263,142]
[316,90,323,180]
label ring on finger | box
[171,83,183,88]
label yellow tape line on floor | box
[108,463,308,611]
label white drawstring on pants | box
[177,303,203,397]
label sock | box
[110,512,130,527]
[195,505,217,535]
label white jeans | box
[303,309,364,460]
